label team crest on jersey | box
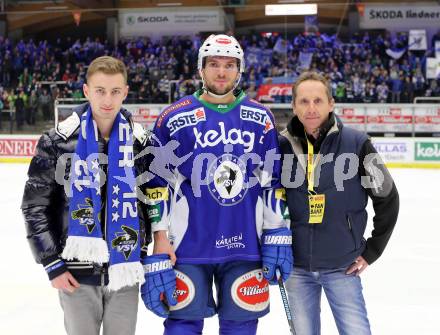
[166,107,206,135]
[169,270,195,311]
[71,198,96,234]
[111,225,138,260]
[240,106,274,134]
[231,269,270,312]
[208,154,248,206]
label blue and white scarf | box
[62,108,144,290]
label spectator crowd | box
[1,30,439,130]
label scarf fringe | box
[62,236,109,263]
[107,262,145,291]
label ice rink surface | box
[1,163,439,335]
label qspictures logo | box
[415,142,440,161]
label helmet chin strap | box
[200,72,242,100]
[203,87,231,99]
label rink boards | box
[1,133,439,168]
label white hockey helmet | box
[197,34,245,73]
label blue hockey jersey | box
[146,90,289,264]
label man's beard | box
[205,79,235,96]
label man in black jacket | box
[21,56,151,335]
[279,71,399,335]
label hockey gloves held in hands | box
[141,254,177,318]
[261,227,293,284]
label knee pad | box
[163,318,204,335]
[219,319,258,335]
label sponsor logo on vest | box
[169,270,195,311]
[240,106,274,134]
[193,121,255,152]
[146,187,168,201]
[231,269,269,312]
[144,260,172,273]
[167,108,206,135]
[415,142,440,161]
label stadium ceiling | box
[2,0,436,35]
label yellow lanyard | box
[305,133,326,224]
[306,134,317,193]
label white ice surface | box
[0,164,439,334]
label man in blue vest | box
[279,71,399,335]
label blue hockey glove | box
[141,254,177,318]
[261,227,293,284]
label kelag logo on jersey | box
[240,106,274,134]
[208,154,248,206]
[166,108,206,135]
[193,121,255,152]
[231,269,270,312]
[169,270,195,311]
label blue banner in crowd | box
[305,15,319,35]
[273,37,292,54]
[261,49,273,68]
[267,76,297,84]
[299,52,313,70]
[246,47,262,66]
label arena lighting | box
[157,2,183,6]
[265,4,318,16]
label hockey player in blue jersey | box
[141,34,293,335]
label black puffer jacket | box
[21,103,151,285]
